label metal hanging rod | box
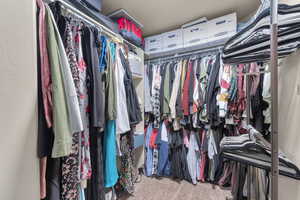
[146,45,223,63]
[270,0,279,199]
[44,0,139,49]
[124,39,140,50]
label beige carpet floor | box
[119,176,231,200]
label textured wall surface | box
[0,0,39,199]
[277,1,300,199]
[278,49,300,199]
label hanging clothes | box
[37,3,54,199]
[217,64,232,118]
[61,19,82,200]
[151,64,162,128]
[103,120,119,188]
[145,124,154,177]
[192,59,201,115]
[198,57,210,123]
[119,48,142,125]
[144,64,153,113]
[169,130,191,182]
[175,59,187,119]
[74,23,92,181]
[85,28,105,129]
[182,60,193,116]
[63,20,83,129]
[103,41,119,188]
[115,45,131,134]
[186,131,200,185]
[99,35,107,72]
[118,131,136,194]
[157,121,170,176]
[37,0,53,129]
[162,63,171,117]
[82,26,105,200]
[206,54,221,126]
[106,40,118,121]
[45,157,62,200]
[45,4,72,158]
[169,61,182,119]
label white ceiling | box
[102,0,260,36]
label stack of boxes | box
[117,17,143,46]
[145,13,237,54]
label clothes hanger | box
[221,125,300,180]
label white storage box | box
[162,29,183,51]
[145,34,163,54]
[128,52,143,77]
[181,17,207,29]
[206,13,237,42]
[183,22,209,48]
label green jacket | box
[162,62,171,116]
[46,5,72,158]
[105,41,117,120]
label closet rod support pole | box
[270,0,279,199]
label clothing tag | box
[225,117,234,125]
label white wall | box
[277,1,300,199]
[0,0,39,199]
[278,50,300,199]
[0,0,300,199]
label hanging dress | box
[103,120,119,187]
[74,23,92,181]
[61,19,81,200]
[103,42,119,188]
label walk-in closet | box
[1,0,300,200]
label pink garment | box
[37,0,53,128]
[183,129,190,147]
[199,152,207,182]
[36,1,52,198]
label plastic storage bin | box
[183,22,209,48]
[162,29,183,51]
[145,34,164,54]
[206,13,237,42]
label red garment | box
[149,128,159,149]
[199,152,207,182]
[182,61,192,116]
[37,0,53,128]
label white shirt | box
[115,46,131,134]
[169,61,182,119]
